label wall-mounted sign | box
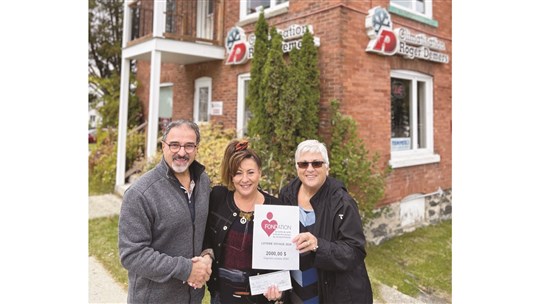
[210,101,223,116]
[365,6,449,64]
[225,25,320,65]
[225,27,249,65]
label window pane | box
[392,0,426,14]
[159,86,173,118]
[416,0,425,14]
[199,87,209,122]
[208,0,214,15]
[391,78,412,151]
[247,0,270,14]
[417,81,426,148]
[165,0,176,33]
[391,0,413,10]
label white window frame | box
[389,70,439,168]
[194,77,212,124]
[239,0,289,25]
[390,0,433,19]
[236,73,251,138]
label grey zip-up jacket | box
[118,157,211,303]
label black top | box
[203,186,288,303]
[280,177,373,304]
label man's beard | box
[172,155,190,173]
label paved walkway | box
[89,256,127,303]
[89,194,127,304]
[88,193,436,304]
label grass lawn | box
[89,215,451,303]
[365,220,452,302]
[88,216,128,290]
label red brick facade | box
[135,0,452,207]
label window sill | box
[237,5,289,27]
[388,5,438,27]
[389,152,440,168]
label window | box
[389,70,439,168]
[237,73,252,138]
[130,1,141,39]
[197,0,214,39]
[240,0,289,21]
[390,0,432,19]
[159,84,173,132]
[194,77,212,124]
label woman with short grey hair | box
[280,139,373,304]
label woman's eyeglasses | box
[162,141,197,153]
[297,161,325,169]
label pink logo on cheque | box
[261,212,278,236]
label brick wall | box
[134,0,452,208]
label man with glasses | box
[119,119,213,303]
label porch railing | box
[128,0,223,46]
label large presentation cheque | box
[252,205,299,270]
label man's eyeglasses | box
[297,161,325,169]
[162,141,197,153]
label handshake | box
[186,253,213,289]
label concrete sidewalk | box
[88,193,437,304]
[89,194,127,304]
[89,256,127,303]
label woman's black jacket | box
[279,176,373,304]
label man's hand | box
[186,256,212,289]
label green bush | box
[89,141,117,194]
[328,99,391,223]
[142,150,163,173]
[196,124,236,185]
[88,128,145,195]
[251,144,291,197]
[126,131,145,169]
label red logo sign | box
[225,27,249,65]
[226,42,248,65]
[365,7,397,56]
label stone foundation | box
[365,188,452,245]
